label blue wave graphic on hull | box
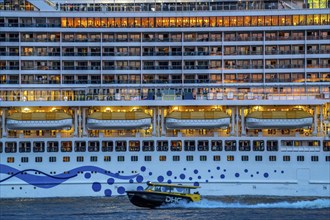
[0,164,138,188]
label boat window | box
[90,156,98,162]
[241,155,248,161]
[102,141,113,152]
[184,140,195,151]
[227,155,235,161]
[255,155,263,161]
[213,155,221,161]
[131,156,138,162]
[171,140,182,151]
[142,141,154,151]
[200,155,207,161]
[63,156,70,162]
[117,156,125,162]
[19,142,31,153]
[253,141,264,151]
[7,157,14,163]
[326,156,330,162]
[198,140,209,151]
[225,140,236,151]
[21,157,29,163]
[211,140,222,151]
[144,156,152,161]
[239,140,250,151]
[267,140,278,151]
[0,142,2,153]
[311,156,319,162]
[159,155,167,161]
[33,142,45,152]
[47,141,59,152]
[283,155,291,161]
[173,155,180,161]
[75,141,86,152]
[61,141,72,152]
[186,155,194,161]
[49,157,56,162]
[104,156,111,162]
[115,141,127,152]
[77,156,84,162]
[324,141,330,151]
[5,142,17,153]
[157,141,168,151]
[269,156,277,161]
[88,141,100,152]
[129,141,140,152]
[35,157,42,163]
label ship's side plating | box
[0,0,330,198]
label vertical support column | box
[82,108,87,136]
[73,108,78,137]
[1,108,7,137]
[161,108,166,136]
[152,108,156,136]
[320,105,323,135]
[241,107,246,136]
[236,107,239,136]
[230,107,235,136]
[312,106,317,136]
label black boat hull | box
[126,191,192,208]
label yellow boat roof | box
[88,111,151,120]
[8,112,72,121]
[247,110,312,119]
[147,182,200,189]
[167,111,229,120]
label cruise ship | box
[0,0,330,198]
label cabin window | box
[61,141,72,152]
[323,141,330,151]
[227,155,235,161]
[269,156,277,161]
[184,140,195,151]
[200,155,207,161]
[211,140,222,151]
[47,141,59,152]
[326,156,330,162]
[186,155,194,161]
[142,141,154,152]
[239,155,248,162]
[88,141,100,152]
[102,141,113,152]
[144,156,152,161]
[5,142,17,153]
[19,142,31,153]
[171,140,182,151]
[76,156,84,162]
[173,155,180,161]
[255,155,263,161]
[131,156,138,162]
[157,141,168,151]
[129,141,140,152]
[21,157,29,163]
[297,156,304,162]
[159,155,166,161]
[253,141,264,151]
[213,155,221,161]
[311,156,319,162]
[118,156,125,162]
[0,142,2,153]
[198,141,209,151]
[75,141,86,152]
[63,156,70,162]
[90,156,98,162]
[225,141,236,151]
[35,157,42,163]
[283,155,290,161]
[239,140,250,151]
[104,156,111,162]
[267,140,278,151]
[33,142,45,152]
[49,157,56,162]
[7,157,14,163]
[116,141,127,152]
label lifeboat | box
[166,111,230,129]
[86,111,152,130]
[246,110,313,129]
[6,112,73,130]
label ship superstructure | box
[0,0,330,198]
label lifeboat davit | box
[246,110,313,129]
[166,111,230,129]
[6,112,73,130]
[86,111,152,130]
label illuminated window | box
[7,157,15,163]
[213,155,221,161]
[227,155,234,161]
[63,156,70,162]
[117,156,125,162]
[159,155,166,161]
[186,155,194,161]
[104,156,111,162]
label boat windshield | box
[145,185,193,194]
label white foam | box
[160,198,330,209]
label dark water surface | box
[0,196,329,220]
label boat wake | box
[160,198,330,209]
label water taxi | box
[126,182,201,208]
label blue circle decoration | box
[107,178,114,185]
[256,171,259,174]
[167,179,172,184]
[193,182,199,187]
[136,175,144,183]
[235,173,240,178]
[180,174,186,180]
[167,171,172,176]
[149,172,153,176]
[281,170,284,174]
[244,169,248,173]
[189,177,193,181]
[211,176,213,179]
[92,182,101,192]
[198,176,201,179]
[220,174,225,179]
[84,173,91,179]
[141,166,146,172]
[274,170,277,173]
[206,180,209,183]
[224,169,227,172]
[174,176,177,179]
[194,169,198,174]
[157,176,164,182]
[216,166,220,170]
[208,169,211,173]
[183,168,186,171]
[251,174,254,177]
[117,186,125,194]
[129,179,134,183]
[104,189,112,197]
[264,173,269,178]
[137,186,144,191]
